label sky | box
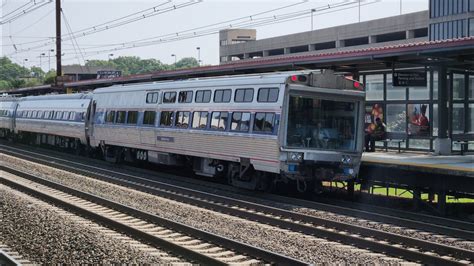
[1,0,428,71]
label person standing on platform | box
[365,117,386,152]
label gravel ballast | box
[0,184,171,264]
[0,154,406,264]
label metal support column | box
[437,190,446,215]
[413,187,421,210]
[434,66,451,154]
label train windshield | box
[287,95,359,151]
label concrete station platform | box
[358,151,474,211]
[362,152,474,178]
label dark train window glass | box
[37,111,43,118]
[69,112,75,121]
[127,111,138,124]
[178,91,193,103]
[195,90,211,103]
[258,88,279,102]
[176,111,190,128]
[192,112,208,129]
[146,92,159,104]
[211,112,228,131]
[231,112,251,132]
[62,112,69,120]
[235,88,254,102]
[116,111,126,123]
[254,112,275,133]
[160,111,174,127]
[32,111,37,118]
[163,92,177,103]
[143,111,156,125]
[214,89,231,103]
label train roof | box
[21,93,91,101]
[93,71,311,94]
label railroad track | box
[0,165,306,265]
[2,142,472,241]
[1,145,473,264]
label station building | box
[219,1,474,154]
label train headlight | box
[341,155,352,165]
[289,152,303,162]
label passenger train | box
[0,70,365,192]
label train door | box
[86,100,96,144]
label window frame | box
[175,111,191,128]
[178,90,193,103]
[234,88,254,103]
[127,111,138,125]
[210,111,229,131]
[195,90,212,103]
[257,87,279,102]
[214,89,232,103]
[142,111,156,126]
[116,110,127,124]
[230,112,251,132]
[192,111,208,129]
[160,111,175,127]
[253,112,275,134]
[146,92,159,104]
[163,91,177,104]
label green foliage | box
[0,55,200,90]
[86,56,199,76]
[0,80,12,90]
[44,71,57,85]
[0,57,29,80]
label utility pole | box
[56,0,62,79]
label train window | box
[214,89,232,103]
[143,111,156,125]
[258,88,279,102]
[81,112,86,121]
[116,111,126,123]
[38,111,44,118]
[163,92,177,103]
[178,91,193,103]
[211,112,228,131]
[160,111,174,127]
[127,111,138,124]
[176,111,190,128]
[231,112,251,132]
[50,111,55,119]
[44,111,49,119]
[32,111,37,118]
[69,112,76,121]
[192,112,208,129]
[106,111,116,123]
[235,88,254,102]
[146,92,159,104]
[195,90,211,103]
[254,112,275,133]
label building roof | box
[2,36,474,96]
[62,65,117,75]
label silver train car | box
[2,71,365,192]
[89,70,365,191]
[0,96,18,138]
[14,94,91,148]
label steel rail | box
[1,149,472,264]
[2,143,472,240]
[0,164,308,266]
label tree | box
[44,70,57,85]
[0,57,29,81]
[174,57,199,69]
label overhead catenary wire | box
[6,0,202,54]
[1,0,52,25]
[60,0,374,59]
[61,10,87,69]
